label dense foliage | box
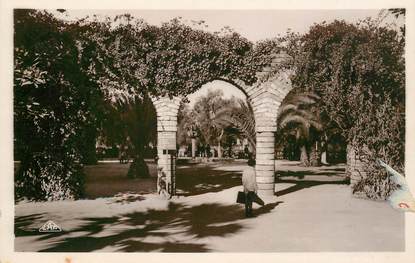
[14,10,278,200]
[14,10,101,200]
[289,18,405,199]
[16,8,404,201]
[77,15,275,99]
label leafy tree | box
[178,90,255,158]
[190,90,230,155]
[290,19,405,199]
[378,9,405,42]
[177,101,195,148]
[14,10,104,200]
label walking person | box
[242,158,264,217]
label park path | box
[14,161,404,252]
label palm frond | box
[277,91,323,141]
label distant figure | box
[242,158,262,217]
[199,144,205,157]
[244,145,249,159]
[119,142,131,164]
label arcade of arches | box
[152,52,293,196]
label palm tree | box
[181,90,255,158]
[214,98,256,156]
[101,93,157,177]
[277,92,323,166]
[191,90,232,157]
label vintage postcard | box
[1,0,414,263]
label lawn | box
[83,159,247,198]
[83,160,158,198]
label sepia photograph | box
[1,0,415,262]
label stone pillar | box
[153,96,181,196]
[256,131,276,196]
[157,131,177,195]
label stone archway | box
[152,52,293,197]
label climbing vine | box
[288,18,405,199]
[14,10,279,200]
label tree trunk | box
[80,125,98,165]
[218,141,222,158]
[217,129,223,158]
[191,138,197,158]
[228,144,233,158]
[321,151,328,165]
[296,129,309,166]
[300,145,310,166]
[346,143,355,181]
[127,146,150,178]
[309,141,320,167]
[320,136,329,165]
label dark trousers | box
[245,191,255,216]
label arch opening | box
[154,80,255,197]
[181,80,255,159]
[153,69,294,198]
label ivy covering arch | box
[14,10,288,200]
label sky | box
[55,9,385,41]
[52,9,392,108]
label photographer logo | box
[39,220,62,233]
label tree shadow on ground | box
[318,167,346,172]
[176,164,243,196]
[15,201,282,252]
[110,192,146,204]
[253,201,284,216]
[14,213,46,237]
[83,161,242,199]
[276,167,346,179]
[275,167,348,197]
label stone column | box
[157,131,177,195]
[243,51,293,197]
[153,96,181,196]
[255,131,276,196]
[249,91,279,197]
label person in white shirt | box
[242,158,259,217]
